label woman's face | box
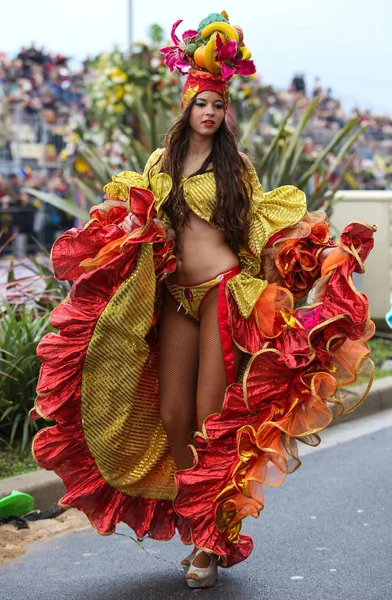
[188,91,225,137]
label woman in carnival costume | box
[31,10,376,589]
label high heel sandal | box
[185,549,218,588]
[180,550,196,572]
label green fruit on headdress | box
[200,22,239,43]
[197,12,229,34]
[186,43,198,57]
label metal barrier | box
[0,103,66,174]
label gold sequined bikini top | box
[103,148,307,318]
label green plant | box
[1,252,70,311]
[368,337,392,379]
[0,302,54,450]
[240,98,365,215]
[0,445,38,479]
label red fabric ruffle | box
[32,200,376,567]
[260,211,335,300]
[173,221,376,566]
[32,188,189,543]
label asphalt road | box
[1,425,391,600]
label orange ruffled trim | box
[260,211,335,300]
[174,221,376,567]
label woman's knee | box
[196,402,220,430]
[160,405,193,438]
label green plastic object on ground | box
[0,490,34,518]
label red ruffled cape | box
[31,188,376,567]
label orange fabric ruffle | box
[260,211,335,300]
[174,221,376,566]
[32,197,376,568]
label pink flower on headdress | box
[160,20,198,75]
[215,36,256,82]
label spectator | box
[312,76,323,98]
[290,73,306,95]
[11,190,36,256]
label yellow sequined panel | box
[103,171,145,204]
[227,272,268,319]
[182,84,200,108]
[165,276,221,322]
[247,170,307,257]
[182,174,218,225]
[150,173,173,215]
[102,148,165,206]
[143,148,165,179]
[81,244,177,500]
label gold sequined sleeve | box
[246,166,307,258]
[142,148,165,182]
[100,148,165,213]
[227,167,307,318]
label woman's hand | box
[319,245,347,263]
[121,214,176,242]
[121,213,142,234]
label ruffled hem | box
[173,221,376,567]
[32,187,190,543]
[32,200,376,567]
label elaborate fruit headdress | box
[160,10,256,111]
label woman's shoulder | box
[143,148,165,177]
[149,147,165,160]
[238,151,254,170]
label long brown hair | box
[147,102,252,253]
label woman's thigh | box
[196,287,243,428]
[158,290,200,430]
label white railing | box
[335,190,392,201]
[330,190,392,323]
[0,104,65,174]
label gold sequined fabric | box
[103,171,146,207]
[165,275,224,322]
[182,84,200,108]
[104,149,307,318]
[82,244,177,499]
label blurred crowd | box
[0,48,392,257]
[0,45,85,255]
[1,44,84,112]
[0,169,74,256]
[0,44,85,163]
[259,73,392,190]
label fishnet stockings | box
[196,287,242,427]
[158,291,199,470]
[158,286,243,471]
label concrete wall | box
[330,191,392,324]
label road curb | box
[0,469,66,511]
[1,376,391,511]
[331,375,392,422]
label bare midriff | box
[168,211,240,286]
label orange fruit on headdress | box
[193,46,206,68]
